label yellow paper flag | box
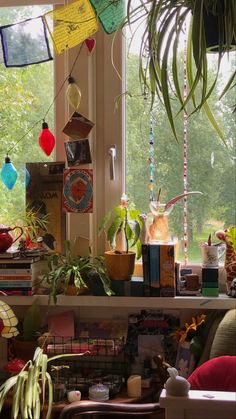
[44,0,98,54]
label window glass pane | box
[0,5,54,226]
[125,9,235,262]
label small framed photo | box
[64,139,92,166]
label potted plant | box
[43,240,113,304]
[98,194,142,280]
[123,0,236,141]
[0,346,88,419]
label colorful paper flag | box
[43,0,98,54]
[90,0,125,34]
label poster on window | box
[63,168,93,213]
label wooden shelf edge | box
[0,294,235,309]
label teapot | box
[0,224,23,253]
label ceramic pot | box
[0,225,23,252]
[104,251,135,281]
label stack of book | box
[142,243,176,297]
[0,252,48,296]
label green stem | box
[124,207,129,254]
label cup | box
[127,375,141,398]
[201,245,219,267]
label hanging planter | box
[123,0,236,142]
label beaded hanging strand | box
[149,111,155,202]
[183,23,188,267]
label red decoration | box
[85,37,96,53]
[4,358,26,374]
[38,122,55,156]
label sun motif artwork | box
[43,0,98,54]
[63,168,93,213]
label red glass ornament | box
[85,37,96,53]
[38,122,55,156]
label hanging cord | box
[149,110,155,202]
[183,22,188,267]
[6,42,84,156]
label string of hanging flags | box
[0,0,125,67]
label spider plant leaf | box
[192,0,204,68]
[45,372,53,419]
[0,376,18,410]
[161,25,179,142]
[219,69,236,100]
[203,100,226,144]
[12,372,26,419]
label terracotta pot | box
[104,251,135,281]
[65,283,88,295]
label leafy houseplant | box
[0,346,87,419]
[123,0,236,141]
[43,240,113,304]
[98,194,142,280]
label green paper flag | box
[90,0,125,34]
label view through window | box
[0,5,54,227]
[125,8,235,262]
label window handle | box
[108,146,116,181]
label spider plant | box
[124,0,236,141]
[0,346,87,419]
[44,240,113,304]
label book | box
[141,244,150,296]
[0,280,33,287]
[0,289,33,296]
[160,244,176,297]
[0,268,32,275]
[149,244,160,297]
[0,249,20,259]
[0,276,32,281]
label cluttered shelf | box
[0,294,235,309]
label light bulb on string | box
[1,156,18,190]
[66,76,81,111]
[38,121,55,156]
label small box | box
[202,267,218,282]
[130,277,144,297]
[202,287,219,297]
[202,281,219,288]
[111,280,130,296]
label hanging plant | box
[123,0,236,141]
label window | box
[125,14,235,262]
[0,3,54,226]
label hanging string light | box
[66,76,82,111]
[0,43,85,190]
[38,121,55,156]
[1,156,18,190]
[183,23,189,267]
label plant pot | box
[65,283,88,296]
[104,251,135,281]
[11,337,38,362]
[203,8,236,52]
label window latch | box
[108,146,116,181]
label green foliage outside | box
[0,6,53,227]
[126,54,235,262]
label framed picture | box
[63,168,93,213]
[64,139,92,166]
